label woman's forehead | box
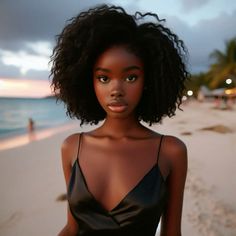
[94,45,144,69]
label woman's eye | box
[125,75,138,82]
[97,76,109,83]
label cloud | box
[0,0,109,79]
[25,42,52,57]
[166,9,236,73]
[181,0,211,12]
[0,41,52,79]
[190,10,236,71]
[0,61,21,78]
[0,0,109,51]
[0,47,50,75]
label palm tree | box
[207,37,236,89]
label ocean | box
[0,97,73,139]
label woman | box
[50,4,188,236]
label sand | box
[0,100,236,236]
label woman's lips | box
[107,102,128,112]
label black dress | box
[67,134,167,236]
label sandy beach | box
[0,100,236,236]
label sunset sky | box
[0,0,236,98]
[0,78,52,98]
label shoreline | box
[0,121,79,151]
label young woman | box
[50,4,188,236]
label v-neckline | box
[75,158,165,213]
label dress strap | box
[77,133,83,159]
[157,135,164,163]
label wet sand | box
[0,100,236,236]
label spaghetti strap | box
[77,132,83,159]
[157,135,164,163]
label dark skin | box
[58,46,187,236]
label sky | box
[0,0,236,97]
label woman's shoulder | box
[61,133,81,166]
[162,135,187,167]
[62,133,81,147]
[162,135,186,151]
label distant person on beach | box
[27,118,35,133]
[27,117,36,141]
[51,5,188,236]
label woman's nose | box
[111,90,123,98]
[110,80,124,98]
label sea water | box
[0,97,73,139]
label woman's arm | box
[58,206,78,236]
[58,134,80,236]
[160,136,188,236]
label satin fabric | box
[68,157,168,236]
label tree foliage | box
[187,37,236,93]
[207,37,236,88]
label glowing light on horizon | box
[0,79,30,89]
[0,78,52,98]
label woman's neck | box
[99,116,144,138]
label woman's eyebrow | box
[94,65,142,73]
[123,66,142,72]
[94,67,110,73]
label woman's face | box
[93,45,144,119]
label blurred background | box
[0,1,235,236]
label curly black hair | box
[50,4,189,126]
